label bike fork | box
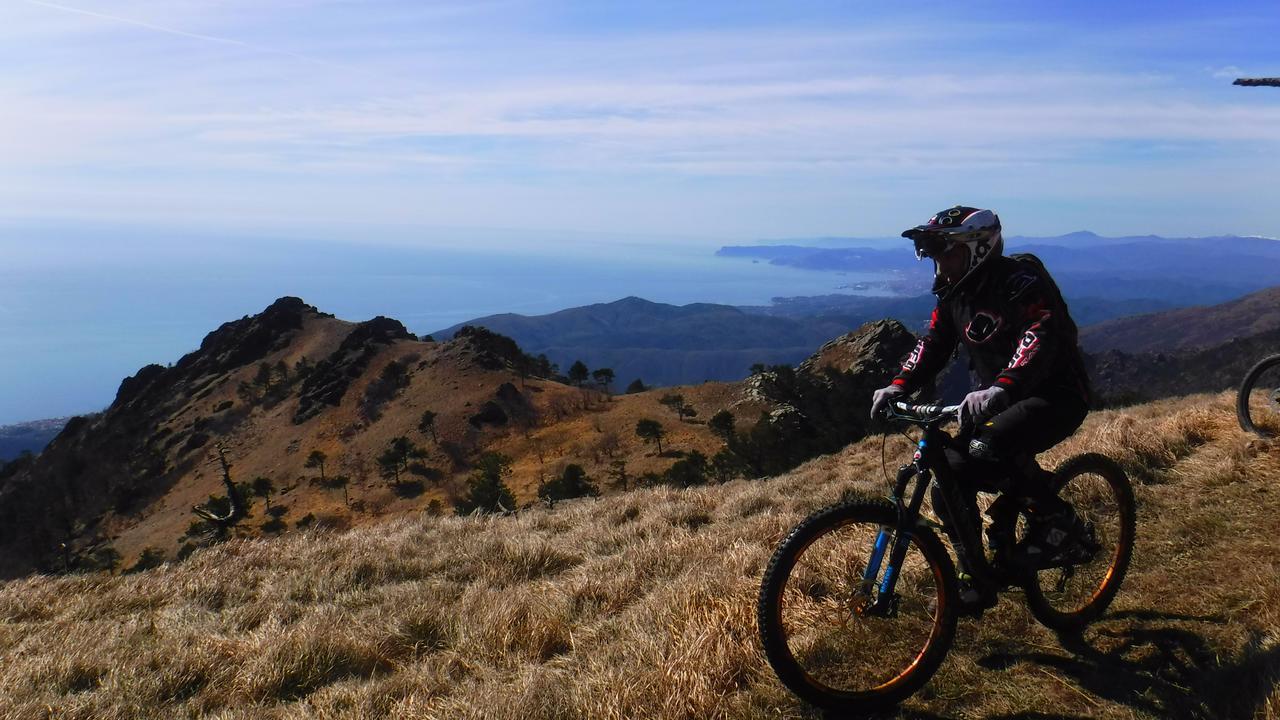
[862,463,930,616]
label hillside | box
[426,292,1172,393]
[1,391,1276,719]
[0,297,913,578]
[1088,326,1280,407]
[428,296,852,389]
[1082,286,1280,354]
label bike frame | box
[861,405,999,616]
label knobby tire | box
[757,499,958,714]
[1022,453,1136,631]
[1237,353,1280,438]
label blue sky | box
[1,0,1278,246]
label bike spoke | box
[778,521,944,694]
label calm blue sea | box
[0,229,886,425]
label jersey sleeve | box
[892,304,957,394]
[993,268,1061,397]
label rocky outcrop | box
[293,317,414,424]
[797,319,917,380]
[449,326,529,371]
[733,320,917,476]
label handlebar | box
[885,400,961,426]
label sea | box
[1,227,889,425]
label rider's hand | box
[959,386,1009,429]
[870,384,906,419]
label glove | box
[959,386,1009,429]
[870,384,906,420]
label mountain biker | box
[868,206,1093,611]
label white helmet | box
[901,205,1003,294]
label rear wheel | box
[758,500,958,713]
[1237,354,1280,438]
[1023,453,1135,631]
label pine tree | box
[305,450,328,483]
[635,418,666,454]
[454,452,516,515]
[251,476,275,514]
[568,360,590,387]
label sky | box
[1,0,1278,248]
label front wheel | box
[757,500,958,714]
[1237,353,1280,438]
[1023,453,1136,631]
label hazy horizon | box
[1,229,895,426]
[3,1,1278,421]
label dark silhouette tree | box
[659,393,685,417]
[126,547,166,574]
[305,450,328,484]
[592,368,615,395]
[361,360,412,421]
[454,452,516,515]
[377,436,426,488]
[251,476,275,514]
[87,545,122,573]
[418,409,439,442]
[663,450,708,488]
[626,378,647,394]
[254,362,274,392]
[636,418,666,454]
[330,475,351,506]
[709,410,736,441]
[534,354,558,378]
[568,360,590,387]
[537,463,599,506]
[710,448,748,483]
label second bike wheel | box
[758,499,958,713]
[1023,453,1136,631]
[1237,353,1280,438]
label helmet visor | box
[910,232,951,259]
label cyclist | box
[869,206,1093,610]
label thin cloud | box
[20,0,334,66]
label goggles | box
[911,233,954,259]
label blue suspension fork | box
[863,442,933,613]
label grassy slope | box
[103,317,737,568]
[1,391,1278,719]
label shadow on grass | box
[392,480,425,498]
[977,608,1280,720]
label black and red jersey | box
[892,254,1091,403]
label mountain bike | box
[757,401,1136,714]
[1237,353,1280,438]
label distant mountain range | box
[720,232,1280,306]
[1080,286,1280,354]
[0,418,69,462]
[430,296,853,388]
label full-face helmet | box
[901,205,1003,293]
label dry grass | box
[2,391,1278,719]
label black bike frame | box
[861,410,999,615]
